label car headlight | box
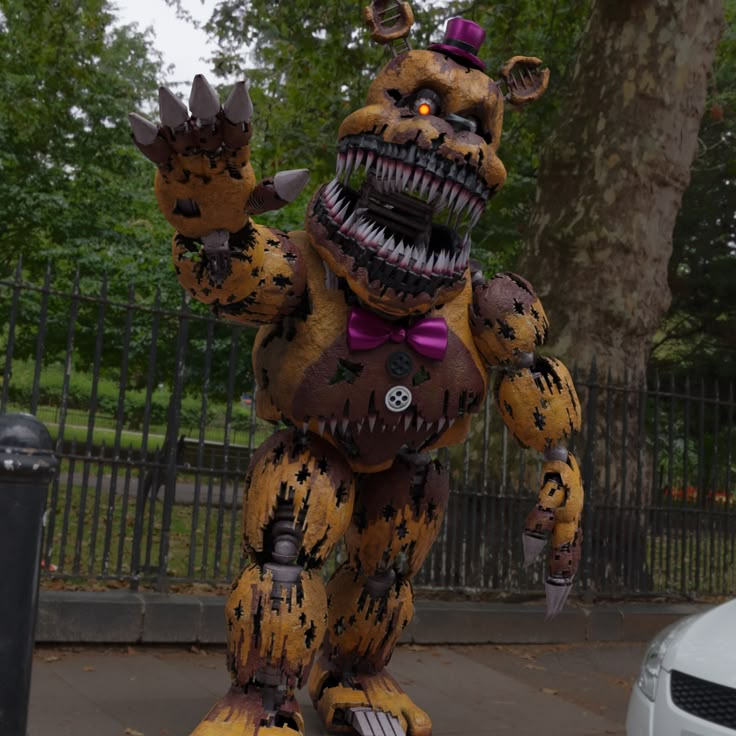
[637,616,699,701]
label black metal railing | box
[1,264,734,598]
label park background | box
[0,0,734,602]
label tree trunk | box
[519,0,724,386]
[515,0,724,588]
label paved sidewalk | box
[29,642,645,736]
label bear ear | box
[499,56,550,107]
[363,1,414,46]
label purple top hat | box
[428,18,486,71]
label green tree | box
[201,0,588,270]
[652,0,736,383]
[0,0,211,391]
[0,0,172,291]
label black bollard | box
[0,413,58,736]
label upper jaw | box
[337,134,493,237]
[310,134,493,300]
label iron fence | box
[0,264,734,598]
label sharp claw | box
[189,74,221,120]
[522,533,547,567]
[158,86,189,129]
[544,577,573,619]
[223,81,253,124]
[128,112,158,146]
[273,168,311,202]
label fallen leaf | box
[524,663,546,671]
[83,666,96,672]
[45,656,60,663]
[124,729,145,736]
[541,688,558,696]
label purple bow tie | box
[347,306,448,361]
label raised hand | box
[129,76,309,241]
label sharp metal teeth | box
[411,167,423,193]
[366,224,382,249]
[346,148,356,179]
[325,178,339,198]
[437,417,446,432]
[446,182,461,214]
[341,418,350,433]
[416,416,424,431]
[318,419,326,435]
[437,251,447,274]
[378,235,394,259]
[399,247,412,269]
[400,164,412,191]
[425,420,433,432]
[448,417,456,428]
[415,246,427,271]
[335,201,350,224]
[404,415,413,430]
[428,177,441,204]
[356,220,371,242]
[356,419,364,434]
[332,193,345,212]
[342,211,358,236]
[365,151,375,174]
[388,241,403,265]
[368,414,377,431]
[336,152,346,179]
[420,172,432,200]
[437,182,451,212]
[330,418,338,434]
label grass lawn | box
[15,404,274,452]
[41,482,245,588]
[40,481,346,592]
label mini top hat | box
[428,18,486,71]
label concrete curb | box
[35,591,712,645]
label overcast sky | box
[112,0,451,89]
[112,0,220,87]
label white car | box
[627,598,736,735]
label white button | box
[385,385,412,412]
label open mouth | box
[312,134,494,297]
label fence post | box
[581,360,598,598]
[0,413,58,735]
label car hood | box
[662,598,736,688]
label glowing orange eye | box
[412,88,441,117]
